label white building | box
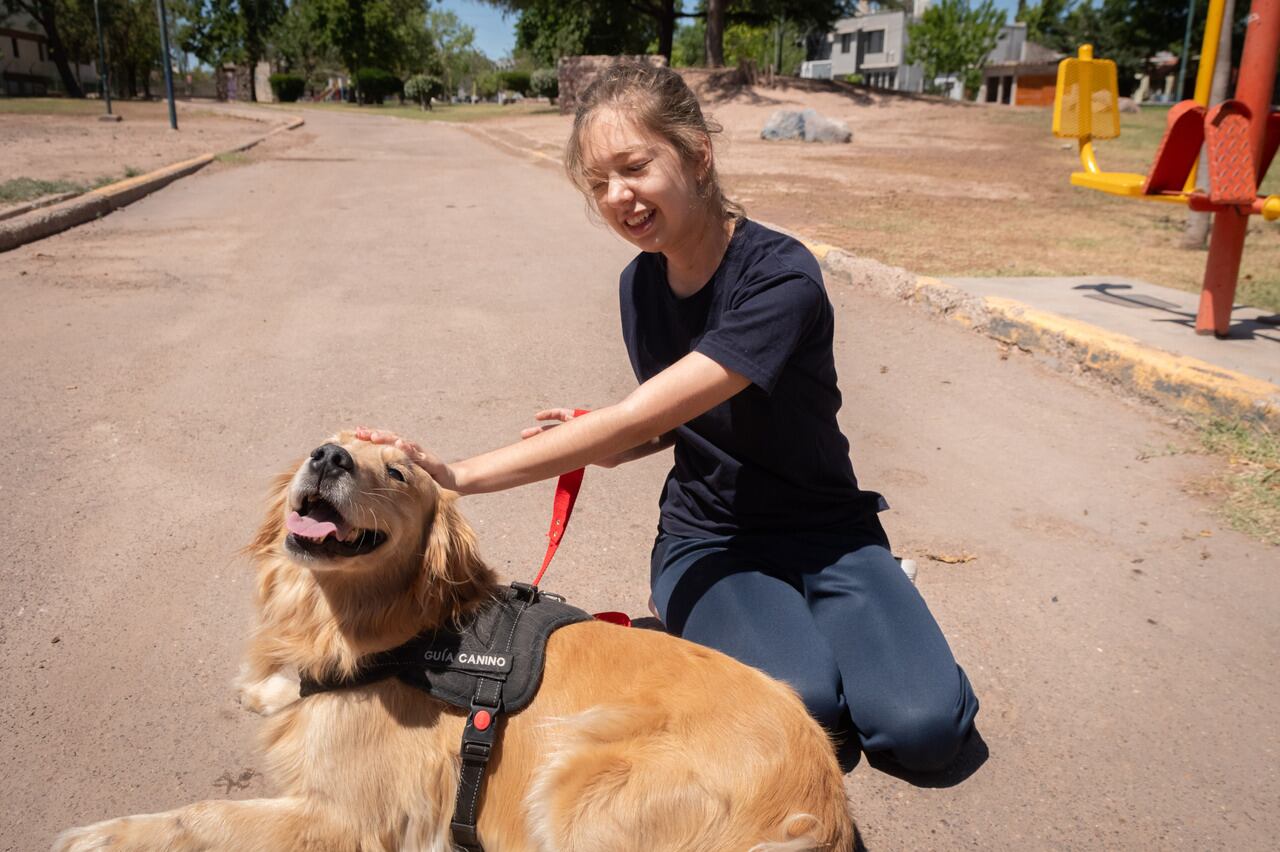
[1,11,98,96]
[803,1,930,92]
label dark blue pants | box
[650,524,979,773]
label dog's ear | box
[419,490,491,616]
[245,468,297,564]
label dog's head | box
[250,432,492,629]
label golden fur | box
[55,433,854,851]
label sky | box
[442,0,1029,62]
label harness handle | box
[531,408,590,588]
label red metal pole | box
[1196,0,1280,336]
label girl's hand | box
[353,427,459,492]
[519,408,580,440]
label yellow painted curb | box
[88,154,215,202]
[979,295,1280,423]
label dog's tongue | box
[286,506,349,541]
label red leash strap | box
[531,409,590,587]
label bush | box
[268,73,306,102]
[497,70,531,96]
[352,68,402,104]
[404,74,445,110]
[842,73,864,85]
[530,68,558,101]
[476,71,500,100]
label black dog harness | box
[298,582,593,851]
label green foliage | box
[1018,1,1229,96]
[352,67,402,103]
[672,18,806,74]
[672,21,705,67]
[270,0,341,89]
[269,72,307,101]
[404,72,444,108]
[311,0,440,78]
[429,8,490,93]
[497,69,531,95]
[511,0,655,67]
[906,0,1005,96]
[475,70,500,99]
[842,72,863,84]
[530,67,558,99]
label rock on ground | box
[760,108,851,143]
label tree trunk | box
[656,0,675,61]
[34,3,85,98]
[1183,0,1235,249]
[705,0,725,67]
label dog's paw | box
[236,667,300,716]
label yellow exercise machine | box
[1051,0,1280,336]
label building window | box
[10,37,19,60]
[38,41,46,62]
[864,29,885,54]
[841,33,852,53]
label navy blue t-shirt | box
[619,218,883,538]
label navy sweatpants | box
[650,524,979,773]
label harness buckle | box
[461,740,492,765]
[509,581,539,602]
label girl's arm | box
[358,351,748,495]
[519,409,675,469]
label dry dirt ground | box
[1,108,1277,850]
[0,100,274,206]
[483,71,1280,313]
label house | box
[803,1,929,92]
[1,11,97,96]
[977,25,1064,106]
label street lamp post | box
[154,0,178,130]
[92,0,112,117]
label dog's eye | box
[386,466,406,482]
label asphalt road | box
[2,108,1276,851]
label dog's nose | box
[309,443,354,479]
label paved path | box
[1,109,1276,851]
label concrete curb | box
[801,239,1280,429]
[0,114,305,254]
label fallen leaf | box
[926,552,976,564]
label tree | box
[404,71,443,107]
[906,0,1005,96]
[429,8,489,93]
[310,0,439,79]
[512,0,655,67]
[1,0,89,96]
[271,0,342,92]
[241,0,286,99]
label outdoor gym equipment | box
[1052,0,1280,337]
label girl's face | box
[579,107,710,254]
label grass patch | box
[0,177,83,204]
[1197,418,1280,545]
[214,151,248,165]
[1,166,159,205]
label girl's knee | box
[887,707,972,772]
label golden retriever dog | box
[55,432,854,851]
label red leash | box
[529,409,630,627]
[530,409,590,588]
